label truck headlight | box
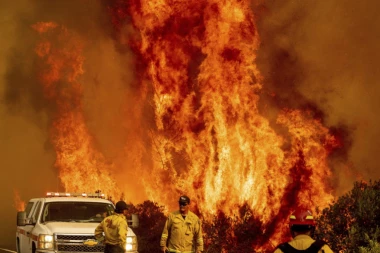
[37,234,54,249]
[125,236,138,251]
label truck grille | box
[58,245,104,252]
[55,233,105,253]
[57,235,97,241]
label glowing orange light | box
[13,190,25,212]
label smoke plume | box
[254,0,380,193]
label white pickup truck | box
[16,192,139,253]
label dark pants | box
[104,244,124,253]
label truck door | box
[18,201,35,253]
[19,201,42,253]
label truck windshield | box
[41,202,114,223]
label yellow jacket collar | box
[293,234,313,240]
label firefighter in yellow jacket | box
[274,208,333,253]
[95,201,129,253]
[161,195,204,253]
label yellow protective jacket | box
[94,213,128,250]
[160,210,203,252]
[274,234,333,253]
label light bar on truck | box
[45,192,106,198]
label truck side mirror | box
[128,214,139,228]
[17,212,26,226]
[17,212,32,226]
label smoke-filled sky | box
[1,0,380,248]
[254,0,380,189]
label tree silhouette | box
[316,180,380,252]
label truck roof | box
[28,197,114,204]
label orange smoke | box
[13,190,25,212]
[32,22,120,200]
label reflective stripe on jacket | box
[160,210,203,252]
[94,213,128,250]
[274,235,333,253]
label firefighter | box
[160,195,204,253]
[95,200,129,253]
[274,208,333,253]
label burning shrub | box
[129,181,380,253]
[127,201,167,253]
[129,201,275,253]
[202,204,276,253]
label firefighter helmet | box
[289,208,316,231]
[179,195,190,205]
[115,201,129,213]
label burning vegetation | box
[31,22,120,198]
[20,0,347,251]
[13,190,25,212]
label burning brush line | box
[30,0,341,250]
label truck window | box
[24,202,34,218]
[41,202,114,222]
[32,201,42,223]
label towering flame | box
[114,0,339,248]
[29,0,341,250]
[32,22,120,200]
